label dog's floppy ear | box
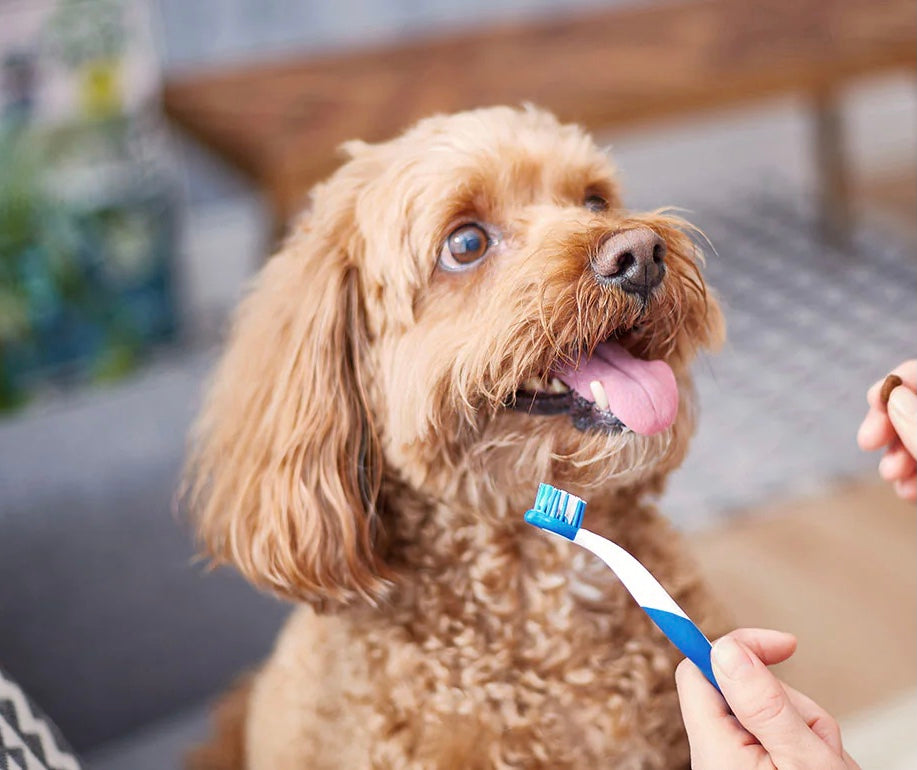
[184,210,390,605]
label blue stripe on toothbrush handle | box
[642,607,720,692]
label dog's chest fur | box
[255,499,711,769]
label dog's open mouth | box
[509,340,679,436]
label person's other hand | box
[676,629,861,770]
[857,360,917,502]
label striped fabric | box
[0,669,80,770]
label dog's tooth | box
[589,380,610,411]
[522,377,543,392]
[548,377,569,394]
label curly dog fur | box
[184,105,727,769]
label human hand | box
[857,360,916,502]
[675,629,861,770]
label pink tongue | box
[553,341,679,435]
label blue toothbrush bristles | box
[524,483,585,540]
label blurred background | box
[0,1,913,768]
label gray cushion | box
[84,700,212,770]
[0,353,288,753]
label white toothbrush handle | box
[573,528,719,691]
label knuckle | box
[813,715,842,744]
[741,684,788,727]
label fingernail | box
[888,387,917,422]
[712,637,753,680]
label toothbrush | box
[524,483,720,691]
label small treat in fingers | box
[880,374,903,406]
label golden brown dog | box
[184,105,727,769]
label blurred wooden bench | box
[162,0,914,235]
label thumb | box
[711,636,828,763]
[887,386,917,459]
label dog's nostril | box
[614,251,635,276]
[652,243,665,265]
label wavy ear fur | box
[184,212,389,605]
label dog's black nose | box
[593,228,666,298]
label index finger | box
[674,628,797,733]
[712,637,831,763]
[721,628,797,665]
[857,407,897,452]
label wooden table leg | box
[812,88,853,248]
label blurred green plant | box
[0,126,81,409]
[0,0,176,413]
[45,0,128,119]
[45,0,126,68]
[0,122,176,412]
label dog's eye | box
[439,224,490,270]
[584,195,608,213]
